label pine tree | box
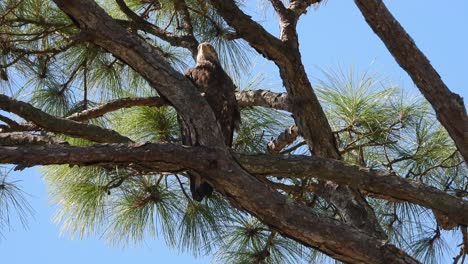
[0,1,466,263]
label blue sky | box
[2,1,467,263]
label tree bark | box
[0,94,131,143]
[354,0,468,163]
[23,0,422,262]
[52,0,226,149]
[0,142,422,263]
[209,0,386,239]
[2,142,466,228]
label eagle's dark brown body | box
[185,62,240,146]
[180,43,240,201]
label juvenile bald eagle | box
[180,42,241,201]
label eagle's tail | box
[188,171,214,202]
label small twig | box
[174,174,194,203]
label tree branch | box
[114,0,198,56]
[0,143,423,263]
[269,0,288,17]
[68,90,290,122]
[1,142,465,228]
[0,94,131,143]
[354,0,468,163]
[67,96,169,121]
[288,0,322,16]
[2,90,290,133]
[173,0,195,36]
[208,0,287,62]
[239,154,468,228]
[0,113,20,128]
[209,0,386,239]
[267,124,299,154]
[49,1,415,261]
[53,0,226,148]
[236,89,290,111]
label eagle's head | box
[196,42,219,66]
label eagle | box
[180,42,241,201]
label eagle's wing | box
[185,63,240,147]
[211,66,241,146]
[180,62,240,201]
[179,65,214,201]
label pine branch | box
[0,114,19,128]
[236,90,290,111]
[67,96,169,121]
[1,142,467,228]
[210,0,385,240]
[69,90,290,122]
[114,0,198,56]
[267,125,299,155]
[354,0,468,163]
[0,132,67,145]
[0,94,131,143]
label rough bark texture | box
[209,0,386,239]
[236,90,290,111]
[2,0,459,262]
[0,94,131,143]
[1,91,289,132]
[115,0,198,57]
[239,154,468,227]
[66,96,168,121]
[354,0,468,163]
[2,143,465,228]
[52,0,226,149]
[0,132,67,145]
[288,0,322,16]
[0,143,425,263]
[267,125,299,154]
[8,1,419,262]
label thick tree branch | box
[1,90,291,133]
[269,0,289,17]
[0,122,37,133]
[54,0,226,149]
[1,143,465,228]
[0,143,423,264]
[0,143,194,171]
[0,113,20,128]
[208,0,287,61]
[354,0,468,163]
[209,0,386,239]
[239,154,468,228]
[0,94,131,143]
[49,1,417,261]
[207,0,334,157]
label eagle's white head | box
[196,42,219,66]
